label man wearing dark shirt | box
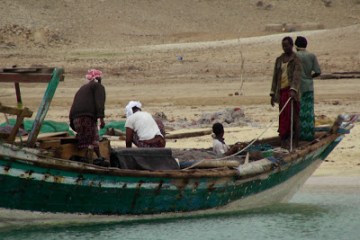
[69,69,106,163]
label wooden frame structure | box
[0,67,64,146]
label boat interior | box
[0,101,333,171]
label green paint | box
[0,144,327,215]
[27,68,64,147]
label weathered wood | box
[191,160,240,168]
[0,73,62,83]
[1,67,52,73]
[0,109,352,215]
[166,129,212,139]
[0,103,33,117]
[57,139,111,161]
[0,67,64,83]
[38,139,62,150]
[1,141,239,178]
[7,110,30,143]
[27,68,64,147]
[106,128,213,140]
[0,120,346,180]
[14,82,23,108]
[0,103,33,143]
[17,131,69,142]
[282,132,337,163]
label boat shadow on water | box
[0,202,328,234]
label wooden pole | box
[27,68,64,147]
[0,103,33,143]
[166,129,212,139]
[14,82,23,109]
[7,107,32,143]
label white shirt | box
[125,111,163,141]
[213,138,229,156]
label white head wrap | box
[125,101,142,118]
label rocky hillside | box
[1,0,360,49]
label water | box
[0,178,359,240]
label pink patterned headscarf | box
[86,69,102,81]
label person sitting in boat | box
[212,122,240,156]
[69,69,107,165]
[125,101,166,148]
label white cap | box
[125,101,142,118]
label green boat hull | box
[0,137,341,215]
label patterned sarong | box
[299,91,315,141]
[132,118,166,148]
[73,116,99,149]
[132,135,165,148]
[278,87,300,140]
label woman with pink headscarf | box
[69,69,107,164]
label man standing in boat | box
[270,37,302,149]
[295,36,321,141]
[69,69,106,164]
[125,101,166,148]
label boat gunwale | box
[0,131,341,179]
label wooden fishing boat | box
[0,67,356,217]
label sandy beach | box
[0,0,359,178]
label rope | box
[290,99,294,152]
[182,97,293,170]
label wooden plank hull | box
[0,135,342,215]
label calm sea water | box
[0,177,359,240]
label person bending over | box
[125,101,166,148]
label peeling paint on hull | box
[0,139,338,215]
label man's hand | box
[125,127,134,148]
[270,95,275,107]
[289,90,297,99]
[99,118,105,129]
